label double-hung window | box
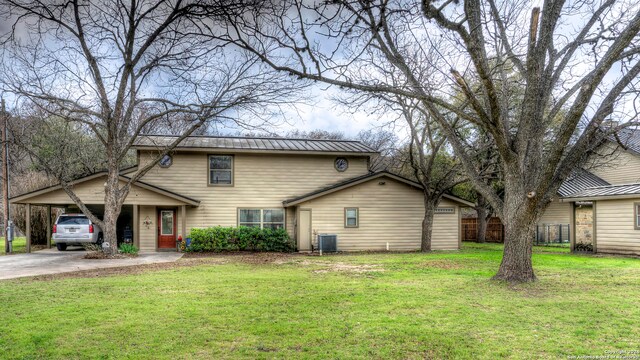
[239,208,285,230]
[345,208,359,228]
[209,155,233,185]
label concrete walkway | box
[0,247,183,280]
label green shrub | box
[119,243,139,255]
[187,226,294,252]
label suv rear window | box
[57,216,90,225]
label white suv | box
[53,214,103,251]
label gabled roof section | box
[120,175,200,206]
[10,170,200,206]
[283,171,475,207]
[561,182,640,201]
[558,169,610,197]
[133,135,378,155]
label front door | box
[298,209,312,251]
[158,209,176,249]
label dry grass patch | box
[311,263,383,274]
[417,259,464,270]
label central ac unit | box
[317,234,338,252]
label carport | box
[10,170,199,252]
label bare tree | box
[459,130,503,243]
[400,99,464,251]
[0,0,304,254]
[211,0,640,282]
[356,128,399,172]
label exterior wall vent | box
[317,234,338,252]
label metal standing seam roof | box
[557,169,610,197]
[562,183,640,199]
[133,135,378,154]
[608,127,640,155]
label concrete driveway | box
[0,247,183,280]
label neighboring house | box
[11,135,473,252]
[538,128,640,255]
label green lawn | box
[1,243,639,359]
[0,237,26,254]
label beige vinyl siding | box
[137,206,184,251]
[588,143,640,185]
[286,207,296,238]
[138,151,370,234]
[297,176,460,251]
[538,199,571,225]
[431,202,460,249]
[19,177,187,206]
[139,205,157,251]
[593,199,640,255]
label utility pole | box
[1,98,9,254]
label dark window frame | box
[208,154,234,187]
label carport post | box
[46,205,52,249]
[181,205,186,240]
[133,205,139,248]
[25,203,31,253]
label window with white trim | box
[209,155,233,185]
[345,208,359,228]
[239,209,285,230]
[635,203,640,230]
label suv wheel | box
[56,243,67,251]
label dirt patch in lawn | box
[22,257,228,282]
[83,251,138,259]
[183,252,301,265]
[274,258,384,274]
[311,262,383,274]
[17,252,381,281]
[417,259,464,270]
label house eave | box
[560,193,640,202]
[283,171,475,207]
[133,145,377,157]
[10,171,199,206]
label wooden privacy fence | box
[461,217,505,243]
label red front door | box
[158,209,176,249]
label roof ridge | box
[583,182,640,190]
[139,134,367,144]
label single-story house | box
[10,135,473,252]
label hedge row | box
[186,226,295,252]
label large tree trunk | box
[493,194,537,282]
[421,197,437,252]
[476,207,488,243]
[102,168,123,255]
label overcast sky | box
[1,1,636,141]
[276,92,388,137]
